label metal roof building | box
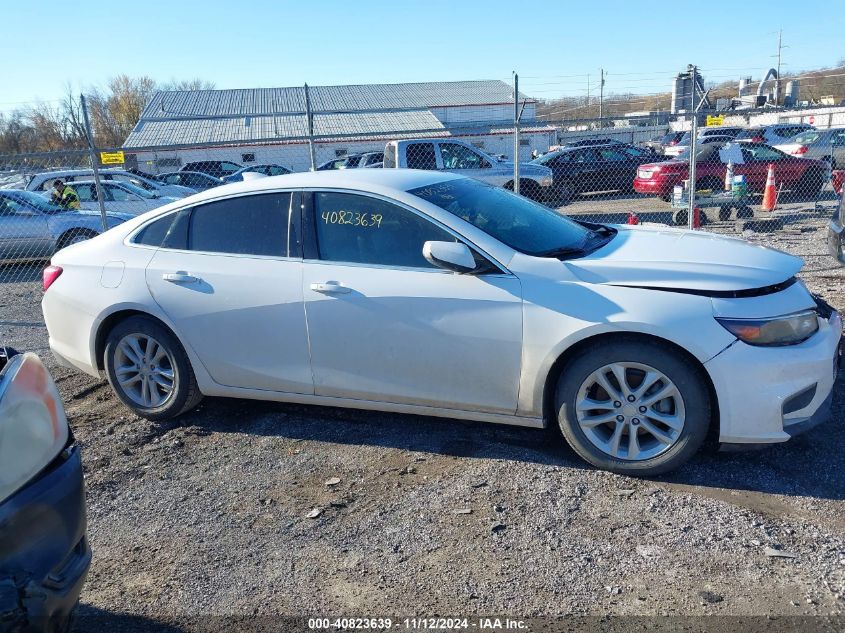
[122,79,555,173]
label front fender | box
[517,281,735,418]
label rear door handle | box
[162,272,200,284]
[310,282,350,294]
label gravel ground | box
[1,209,845,630]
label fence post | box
[79,94,108,231]
[304,83,317,172]
[513,72,520,195]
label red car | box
[633,143,828,201]
[832,169,845,195]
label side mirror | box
[422,241,476,273]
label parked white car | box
[50,181,179,216]
[25,169,194,199]
[41,170,840,475]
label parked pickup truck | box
[383,138,554,202]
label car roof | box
[166,169,461,206]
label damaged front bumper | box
[0,442,90,632]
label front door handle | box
[310,282,350,294]
[162,272,200,284]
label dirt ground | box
[1,207,844,632]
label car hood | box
[498,160,552,176]
[77,209,134,221]
[566,224,802,291]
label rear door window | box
[187,193,292,257]
[405,143,438,170]
[439,143,490,169]
[597,148,628,162]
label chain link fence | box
[2,85,844,299]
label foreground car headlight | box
[715,310,819,346]
[0,353,69,504]
[540,175,554,187]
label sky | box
[2,0,843,114]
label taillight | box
[753,136,764,143]
[793,146,808,155]
[668,140,678,146]
[42,265,63,291]
[0,353,69,503]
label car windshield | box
[1,191,66,214]
[117,182,156,199]
[674,144,721,162]
[530,151,559,165]
[791,131,821,144]
[409,178,599,257]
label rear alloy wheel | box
[105,316,202,420]
[555,339,710,476]
[57,229,97,251]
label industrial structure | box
[122,80,556,173]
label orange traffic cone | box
[761,163,777,211]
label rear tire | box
[56,229,98,252]
[554,338,711,476]
[795,169,824,200]
[519,180,542,203]
[104,316,202,421]
[695,176,722,193]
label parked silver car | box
[24,169,195,198]
[67,181,179,216]
[775,128,845,169]
[0,190,130,261]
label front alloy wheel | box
[555,339,710,476]
[575,362,685,461]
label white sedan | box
[41,170,841,475]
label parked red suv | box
[633,142,828,200]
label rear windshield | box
[791,131,821,144]
[735,129,762,139]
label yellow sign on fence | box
[705,115,724,127]
[100,150,125,165]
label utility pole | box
[586,74,590,111]
[774,29,782,105]
[513,72,520,196]
[599,68,605,127]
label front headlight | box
[715,310,819,346]
[541,175,554,187]
[0,352,69,504]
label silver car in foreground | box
[0,190,130,261]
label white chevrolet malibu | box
[41,170,841,475]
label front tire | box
[554,338,711,476]
[104,316,202,421]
